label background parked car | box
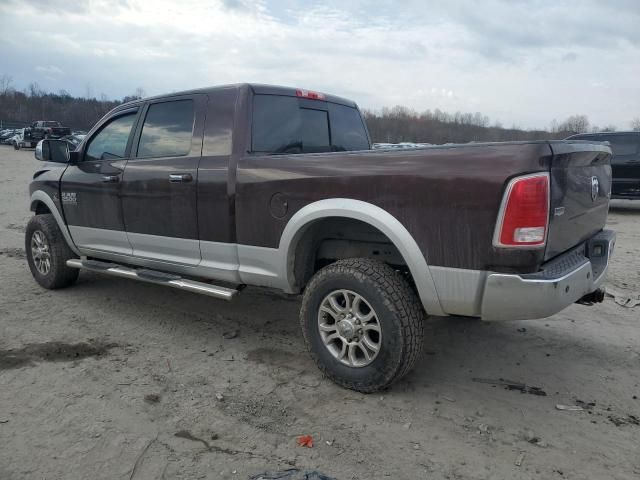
[0,128,20,144]
[566,131,640,199]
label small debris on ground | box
[143,393,161,404]
[556,404,584,411]
[515,452,525,467]
[215,393,224,401]
[223,329,239,339]
[0,419,8,424]
[605,288,640,308]
[325,439,334,446]
[403,422,412,430]
[575,399,596,410]
[524,430,548,447]
[296,435,313,448]
[517,327,527,333]
[250,469,335,480]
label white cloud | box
[35,65,63,75]
[1,0,639,129]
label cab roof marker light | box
[295,89,326,100]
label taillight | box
[295,89,325,100]
[493,173,549,247]
[47,128,52,133]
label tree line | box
[364,108,639,145]
[0,75,145,131]
[1,75,638,142]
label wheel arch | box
[279,198,445,316]
[29,190,80,255]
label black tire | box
[25,214,79,289]
[13,142,19,150]
[300,258,425,392]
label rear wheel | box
[300,258,425,392]
[25,214,79,289]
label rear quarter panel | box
[235,142,553,273]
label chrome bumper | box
[480,230,615,321]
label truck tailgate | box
[545,141,612,260]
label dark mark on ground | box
[0,341,117,371]
[0,248,26,259]
[472,377,547,396]
[174,430,213,451]
[174,430,296,466]
[6,223,26,232]
[608,414,640,427]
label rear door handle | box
[102,175,119,183]
[169,173,193,183]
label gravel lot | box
[1,146,639,480]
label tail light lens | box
[493,173,550,247]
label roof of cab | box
[117,83,358,110]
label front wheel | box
[25,214,79,289]
[300,258,425,392]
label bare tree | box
[27,82,43,97]
[631,117,640,131]
[0,74,13,95]
[560,115,589,134]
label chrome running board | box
[66,259,238,301]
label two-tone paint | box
[30,84,614,320]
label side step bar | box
[66,259,238,301]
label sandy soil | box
[1,146,639,480]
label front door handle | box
[102,175,119,183]
[169,173,193,183]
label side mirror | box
[35,139,70,163]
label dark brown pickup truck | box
[27,84,615,392]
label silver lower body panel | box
[480,230,615,321]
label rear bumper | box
[480,230,615,321]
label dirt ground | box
[1,146,639,480]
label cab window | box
[85,113,137,161]
[136,99,195,158]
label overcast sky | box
[1,0,639,129]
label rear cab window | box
[251,94,369,154]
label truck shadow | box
[64,270,634,399]
[609,199,640,214]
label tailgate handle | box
[169,173,193,183]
